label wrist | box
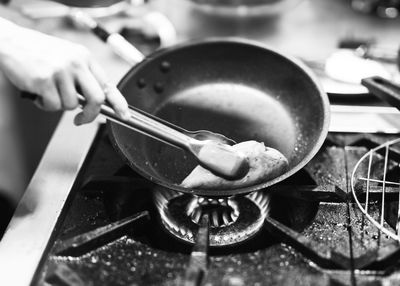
[0,18,23,66]
[0,17,22,38]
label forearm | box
[0,71,28,201]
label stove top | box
[24,126,400,286]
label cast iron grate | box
[37,132,400,286]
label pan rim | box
[110,37,331,196]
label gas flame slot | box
[153,187,271,247]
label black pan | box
[362,76,400,111]
[109,38,330,197]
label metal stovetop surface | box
[2,108,400,285]
[24,125,400,285]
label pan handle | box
[362,76,400,111]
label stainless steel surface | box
[330,105,400,133]
[0,111,99,286]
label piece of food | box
[181,140,289,189]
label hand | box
[0,19,130,125]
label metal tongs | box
[80,94,249,180]
[22,90,248,179]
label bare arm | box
[0,17,129,124]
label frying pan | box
[109,38,330,197]
[362,76,400,112]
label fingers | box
[103,85,130,120]
[35,64,128,126]
[48,60,128,126]
[74,60,129,125]
[23,43,128,125]
[74,66,104,125]
[55,71,79,110]
[35,79,62,111]
[89,61,130,120]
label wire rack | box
[351,137,400,242]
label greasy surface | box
[181,141,289,189]
[35,131,400,286]
[110,39,329,196]
[305,146,347,191]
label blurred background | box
[0,0,399,204]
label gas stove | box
[2,109,400,285]
[3,111,400,285]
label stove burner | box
[186,196,239,227]
[153,188,270,246]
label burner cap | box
[186,196,240,228]
[153,188,270,247]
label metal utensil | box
[127,104,236,146]
[101,97,249,179]
[350,76,400,242]
[21,91,247,179]
[351,138,400,242]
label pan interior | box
[143,82,297,184]
[111,40,328,195]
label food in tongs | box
[181,140,289,189]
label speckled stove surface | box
[34,128,400,286]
